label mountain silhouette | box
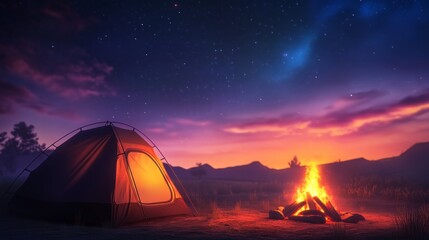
[400,142,429,163]
[166,141,429,184]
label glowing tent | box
[9,122,192,226]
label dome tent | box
[8,122,193,226]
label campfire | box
[269,164,365,224]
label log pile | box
[268,192,365,224]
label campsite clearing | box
[0,206,395,240]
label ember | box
[268,164,365,224]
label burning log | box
[313,196,341,222]
[299,209,325,218]
[289,215,326,224]
[312,196,330,215]
[342,213,365,223]
[325,200,342,222]
[306,192,317,210]
[268,210,285,220]
[282,201,306,217]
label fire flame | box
[294,164,329,210]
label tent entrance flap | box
[127,151,173,204]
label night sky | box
[1,1,429,168]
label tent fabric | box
[9,124,191,226]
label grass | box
[341,175,429,202]
[2,176,428,239]
[394,204,429,240]
[179,176,429,214]
[175,177,429,222]
[178,176,429,240]
[208,201,223,219]
[180,179,292,212]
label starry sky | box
[1,0,429,169]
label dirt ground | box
[0,205,396,240]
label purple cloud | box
[224,89,429,136]
[0,1,114,100]
[0,80,35,114]
[0,79,82,120]
[312,89,429,128]
[397,89,429,106]
[2,45,115,99]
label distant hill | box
[166,142,429,184]
[371,142,429,182]
[165,161,279,181]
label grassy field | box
[177,176,429,213]
[179,179,291,213]
[1,177,429,239]
[181,178,429,239]
[341,176,429,202]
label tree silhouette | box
[288,155,301,168]
[0,122,45,172]
[10,122,45,153]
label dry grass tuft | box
[208,201,223,219]
[344,176,429,202]
[394,204,429,240]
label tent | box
[9,122,192,226]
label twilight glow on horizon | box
[1,1,429,169]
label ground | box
[0,205,396,240]
[0,179,421,240]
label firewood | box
[306,192,317,210]
[282,201,306,217]
[342,213,365,223]
[312,196,331,218]
[325,200,342,222]
[313,196,341,222]
[268,210,285,220]
[288,215,326,224]
[299,209,325,217]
